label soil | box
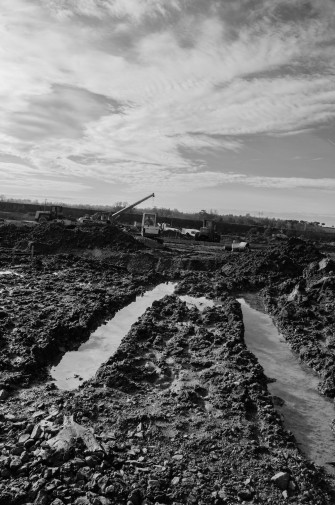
[0,223,334,504]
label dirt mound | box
[0,223,32,248]
[2,222,144,254]
[220,238,323,289]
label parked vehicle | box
[35,206,64,223]
[141,212,162,240]
[195,220,220,242]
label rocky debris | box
[47,415,103,462]
[0,253,160,387]
[271,471,290,490]
[0,292,332,503]
[262,256,335,397]
[0,228,334,503]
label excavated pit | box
[239,295,335,474]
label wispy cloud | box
[1,0,335,207]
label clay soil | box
[0,223,335,504]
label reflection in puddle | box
[179,295,214,311]
[238,295,335,473]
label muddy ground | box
[0,223,335,504]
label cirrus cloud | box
[0,0,335,217]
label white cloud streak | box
[0,0,335,202]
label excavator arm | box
[110,193,155,220]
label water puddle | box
[50,282,175,390]
[179,295,214,311]
[238,294,335,472]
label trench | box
[50,282,177,390]
[238,293,335,473]
[51,283,335,473]
[51,282,213,390]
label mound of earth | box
[0,224,32,249]
[1,222,144,254]
[219,238,323,289]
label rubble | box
[0,224,334,503]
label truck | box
[194,219,220,242]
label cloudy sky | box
[1,0,335,223]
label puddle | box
[50,284,335,473]
[51,282,176,390]
[179,295,214,311]
[238,294,335,472]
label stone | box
[21,451,30,463]
[31,424,43,440]
[171,476,180,485]
[18,433,31,444]
[93,498,112,505]
[237,489,254,501]
[74,497,91,505]
[34,490,50,505]
[288,480,296,491]
[127,488,142,505]
[0,389,9,400]
[271,471,290,490]
[4,413,16,421]
[24,439,35,450]
[11,446,22,455]
[32,411,45,420]
[9,456,22,471]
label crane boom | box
[110,193,155,220]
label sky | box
[1,0,335,224]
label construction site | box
[1,200,335,505]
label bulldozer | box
[194,219,220,242]
[35,206,64,223]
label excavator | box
[110,193,155,222]
[79,193,156,224]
